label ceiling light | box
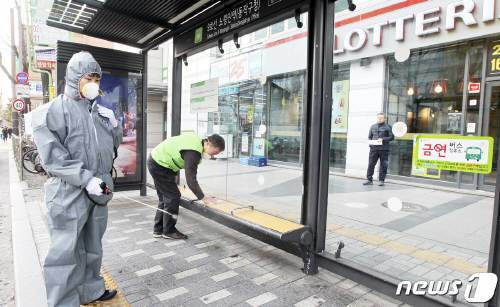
[169,0,214,24]
[137,27,165,44]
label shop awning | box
[46,0,236,49]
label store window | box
[180,16,309,223]
[463,44,484,185]
[254,28,268,41]
[334,0,348,12]
[386,45,468,183]
[268,72,305,163]
[270,21,285,35]
[326,42,494,306]
[330,63,350,171]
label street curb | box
[9,146,47,307]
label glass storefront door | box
[481,81,500,187]
[268,72,305,164]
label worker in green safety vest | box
[148,133,225,240]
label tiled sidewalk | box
[22,183,408,307]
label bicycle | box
[22,146,46,175]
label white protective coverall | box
[32,51,123,306]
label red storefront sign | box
[468,82,481,94]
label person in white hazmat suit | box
[32,51,123,306]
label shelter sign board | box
[175,0,303,56]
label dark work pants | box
[147,156,181,234]
[366,149,389,182]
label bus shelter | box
[46,1,500,306]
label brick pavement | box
[101,192,407,307]
[20,177,408,306]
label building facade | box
[178,0,500,191]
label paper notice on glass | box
[467,123,476,133]
[190,78,219,113]
[368,139,383,145]
[241,134,249,153]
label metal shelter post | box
[140,50,148,196]
[301,0,335,274]
[487,142,500,306]
[171,55,183,137]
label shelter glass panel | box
[180,15,309,224]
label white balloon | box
[394,46,410,63]
[392,122,408,138]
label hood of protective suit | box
[64,51,102,100]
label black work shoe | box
[162,230,188,240]
[91,290,117,303]
[153,232,162,238]
[362,180,373,185]
[378,181,385,186]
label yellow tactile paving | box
[327,224,343,231]
[446,258,487,275]
[81,268,129,307]
[381,241,417,254]
[411,250,452,265]
[358,234,389,246]
[334,227,364,238]
[327,224,487,275]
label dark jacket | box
[368,122,394,150]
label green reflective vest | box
[151,133,203,172]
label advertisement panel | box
[412,134,494,174]
[56,42,144,190]
[35,48,56,70]
[30,81,43,97]
[98,71,141,180]
[331,80,350,133]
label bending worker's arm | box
[180,150,205,200]
[32,104,93,188]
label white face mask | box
[202,153,212,160]
[81,82,100,100]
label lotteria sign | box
[333,0,500,63]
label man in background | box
[363,112,394,186]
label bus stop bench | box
[178,188,315,274]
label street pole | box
[10,7,19,136]
[16,0,28,133]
